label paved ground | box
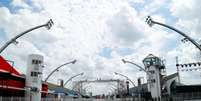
[64,98,133,101]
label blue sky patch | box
[152,4,178,25]
[99,47,112,58]
[0,28,6,43]
[116,47,134,56]
[0,0,41,14]
[24,0,43,12]
[0,0,22,14]
[0,0,12,8]
[98,47,134,58]
[162,36,180,51]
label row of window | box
[31,71,38,77]
[148,78,156,83]
[31,71,42,77]
[149,70,155,74]
[32,59,42,65]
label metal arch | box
[0,19,54,54]
[114,72,136,87]
[146,16,201,51]
[122,59,146,72]
[122,59,152,77]
[63,72,84,86]
[44,59,76,82]
[72,79,124,90]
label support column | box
[25,54,43,101]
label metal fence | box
[172,92,201,101]
[0,97,27,101]
[0,97,138,101]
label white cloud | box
[0,7,11,27]
[1,0,201,94]
[0,0,139,85]
[11,0,29,9]
[170,0,201,20]
[107,6,145,46]
[169,0,201,84]
[170,0,201,38]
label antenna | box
[176,56,181,83]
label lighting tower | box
[143,54,166,101]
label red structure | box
[0,56,48,97]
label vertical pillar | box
[117,80,120,97]
[126,81,129,96]
[138,78,142,101]
[25,54,43,101]
[176,56,181,83]
[149,66,161,101]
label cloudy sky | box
[0,0,201,95]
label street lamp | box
[122,59,153,77]
[146,16,201,51]
[107,86,117,96]
[107,83,118,95]
[44,59,77,82]
[114,72,135,87]
[0,19,54,54]
[122,59,146,72]
[122,59,145,100]
[82,85,93,95]
[64,72,84,86]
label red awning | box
[0,56,48,94]
[0,56,22,77]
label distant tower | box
[143,54,165,101]
[25,54,43,101]
[126,81,129,95]
[137,78,141,86]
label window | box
[149,70,155,74]
[31,72,34,76]
[31,71,38,77]
[32,60,42,65]
[151,79,156,83]
[32,60,35,64]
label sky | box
[0,0,201,95]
